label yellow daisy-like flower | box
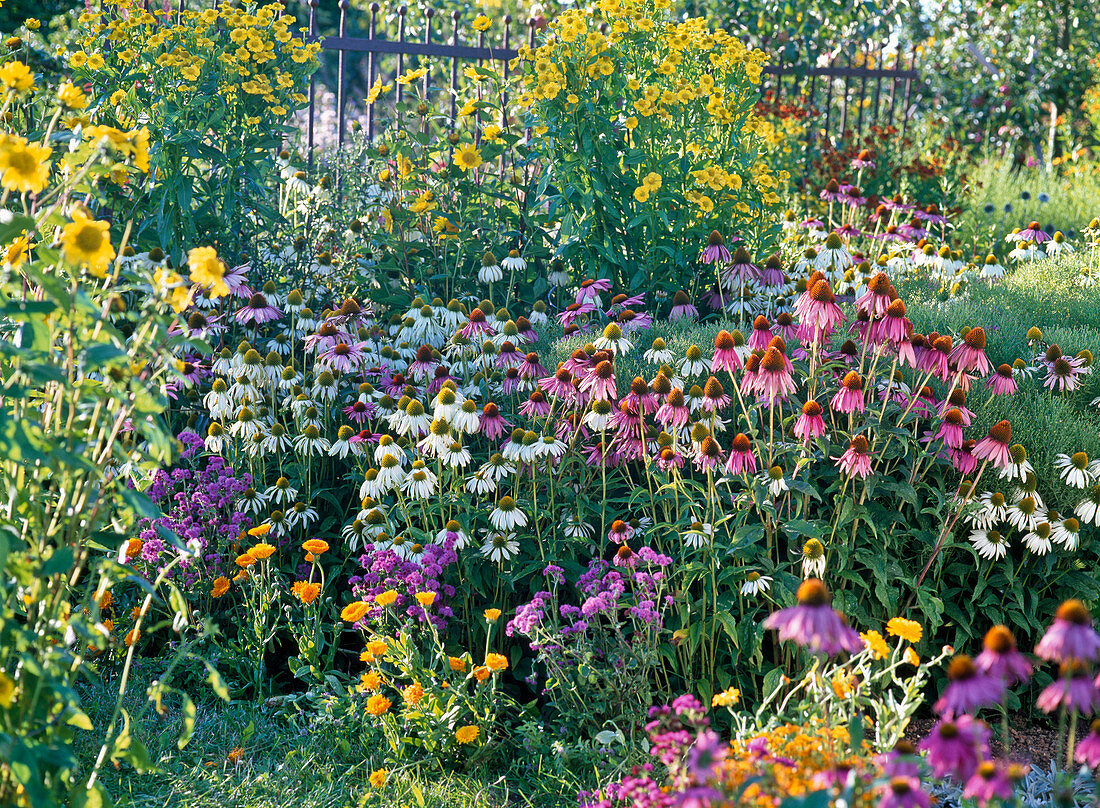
[414,591,436,607]
[57,82,87,110]
[359,670,383,691]
[369,768,387,788]
[397,66,427,85]
[472,14,491,31]
[448,655,466,672]
[374,589,398,608]
[235,552,257,568]
[484,652,508,672]
[454,724,479,744]
[0,61,34,92]
[711,687,740,707]
[302,538,329,556]
[187,246,230,298]
[4,233,33,269]
[341,601,370,622]
[0,137,51,194]
[886,617,922,644]
[247,524,271,537]
[365,694,392,716]
[861,630,890,661]
[484,608,501,623]
[250,542,276,560]
[452,144,482,171]
[211,576,231,598]
[61,209,115,277]
[633,186,650,203]
[367,639,388,657]
[403,682,424,705]
[291,580,321,604]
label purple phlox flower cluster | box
[349,542,458,631]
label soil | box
[905,714,1089,767]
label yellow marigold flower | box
[369,768,387,788]
[233,568,249,582]
[473,666,490,682]
[861,630,890,660]
[403,682,424,705]
[484,653,508,672]
[414,591,436,607]
[125,628,140,647]
[248,524,271,537]
[359,671,383,691]
[484,608,501,623]
[57,82,87,110]
[291,580,321,604]
[0,61,34,92]
[211,576,231,598]
[367,639,389,657]
[886,617,922,644]
[904,647,920,666]
[472,14,491,31]
[374,589,398,607]
[227,746,245,764]
[302,539,329,556]
[365,694,392,716]
[0,137,51,195]
[187,246,230,298]
[712,687,740,707]
[250,542,276,560]
[4,233,32,269]
[0,672,14,708]
[453,144,482,171]
[235,552,257,568]
[454,724,479,744]
[341,601,370,623]
[448,655,466,672]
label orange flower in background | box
[886,617,922,644]
[125,628,140,647]
[403,682,424,705]
[341,601,370,623]
[861,630,890,660]
[95,591,114,610]
[374,589,398,607]
[124,538,143,560]
[233,569,250,582]
[367,639,389,657]
[484,608,502,622]
[712,687,740,707]
[904,647,920,666]
[484,653,508,672]
[473,666,490,682]
[448,655,467,672]
[247,524,271,537]
[235,552,257,568]
[369,768,387,788]
[359,671,383,691]
[226,746,245,764]
[292,580,321,604]
[414,591,436,608]
[211,577,230,598]
[455,725,480,744]
[365,694,392,716]
[250,542,276,560]
[302,539,329,556]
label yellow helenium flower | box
[0,61,34,92]
[60,209,115,277]
[452,144,482,171]
[472,14,491,31]
[187,246,230,298]
[57,82,87,110]
[886,617,922,644]
[4,233,32,269]
[454,724,479,744]
[0,137,51,194]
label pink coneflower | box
[724,433,757,475]
[669,290,699,322]
[868,298,912,344]
[918,716,989,781]
[409,345,439,379]
[855,273,896,319]
[940,388,973,425]
[519,390,552,419]
[840,186,867,207]
[579,360,617,402]
[796,279,845,344]
[757,346,796,403]
[762,579,862,656]
[236,292,282,324]
[1037,663,1100,714]
[834,223,863,239]
[835,435,873,479]
[607,519,633,545]
[794,400,827,444]
[774,311,798,342]
[950,328,993,377]
[934,655,1003,716]
[831,372,866,414]
[975,625,1032,687]
[963,762,1017,805]
[950,439,979,475]
[897,217,928,241]
[518,352,548,380]
[1076,720,1100,767]
[343,399,375,425]
[851,149,876,170]
[479,402,512,440]
[972,420,1013,470]
[541,367,577,401]
[1017,220,1051,243]
[749,315,774,351]
[711,330,742,373]
[819,178,844,202]
[657,446,684,471]
[702,283,733,311]
[723,246,760,286]
[496,341,524,369]
[556,301,596,329]
[759,254,786,288]
[931,408,966,449]
[740,353,761,398]
[693,435,723,471]
[1044,354,1088,392]
[656,388,690,429]
[883,194,912,212]
[562,348,590,376]
[585,439,617,468]
[501,366,522,395]
[880,741,921,779]
[701,231,731,264]
[700,377,730,412]
[623,377,659,414]
[987,364,1018,396]
[1035,600,1100,663]
[919,335,953,381]
[915,203,947,225]
[460,308,496,339]
[877,777,930,808]
[575,277,612,305]
[801,217,826,232]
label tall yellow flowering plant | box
[514,0,785,293]
[67,0,320,260]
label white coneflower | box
[485,454,516,482]
[243,429,268,459]
[342,518,369,551]
[264,476,299,505]
[224,375,255,405]
[203,378,234,420]
[376,453,406,491]
[211,347,234,376]
[263,509,288,538]
[277,363,301,390]
[398,399,432,438]
[593,322,633,356]
[1075,486,1100,527]
[1023,522,1053,555]
[294,424,331,456]
[801,538,826,578]
[815,233,853,273]
[311,370,339,403]
[1055,452,1093,489]
[437,520,470,550]
[490,496,528,530]
[740,571,772,597]
[299,405,324,432]
[518,430,541,464]
[979,254,1005,280]
[478,252,503,284]
[969,529,1008,560]
[361,506,388,538]
[401,461,437,499]
[359,469,389,500]
[465,467,497,495]
[1045,231,1073,257]
[290,395,316,418]
[286,501,319,529]
[262,422,293,454]
[683,521,713,549]
[452,398,481,434]
[685,385,705,414]
[231,406,262,440]
[766,466,789,498]
[548,262,571,287]
[538,435,567,460]
[376,533,413,560]
[561,513,593,539]
[968,491,1008,529]
[1006,496,1044,532]
[678,345,708,377]
[329,425,357,458]
[374,435,406,465]
[583,399,615,431]
[1011,472,1045,511]
[999,444,1034,482]
[236,486,268,514]
[432,386,463,421]
[1051,517,1081,550]
[501,249,526,273]
[205,422,226,453]
[442,441,472,469]
[643,338,675,365]
[480,531,519,562]
[417,418,453,457]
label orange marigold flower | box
[484,608,502,622]
[365,694,392,716]
[125,628,140,646]
[403,682,424,705]
[484,653,508,672]
[250,542,276,560]
[227,746,244,764]
[374,589,398,607]
[369,768,387,788]
[233,568,250,582]
[448,655,466,672]
[302,539,329,556]
[886,617,922,644]
[292,580,321,604]
[454,724,479,744]
[247,524,271,536]
[359,671,383,691]
[861,629,890,660]
[211,576,231,598]
[341,601,371,622]
[904,647,920,666]
[473,666,490,682]
[235,552,257,568]
[124,538,143,560]
[414,591,436,607]
[367,639,389,657]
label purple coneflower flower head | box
[756,346,796,403]
[950,327,993,376]
[793,400,827,444]
[934,654,1004,716]
[987,364,1018,396]
[1037,662,1100,714]
[877,777,930,808]
[796,278,846,344]
[975,625,1032,687]
[575,277,612,305]
[759,254,786,288]
[850,148,876,170]
[963,761,1019,806]
[971,421,1013,470]
[1035,599,1100,663]
[880,740,921,779]
[820,178,843,202]
[748,315,774,351]
[236,292,282,324]
[724,433,757,476]
[723,246,759,286]
[762,579,862,656]
[918,715,990,781]
[669,290,699,322]
[1017,220,1051,243]
[711,330,742,373]
[835,435,873,480]
[701,231,731,265]
[830,371,866,414]
[1076,719,1100,767]
[855,273,896,319]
